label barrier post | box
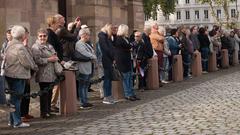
[172,55,183,82]
[208,51,217,72]
[60,70,77,116]
[112,81,125,102]
[146,57,159,90]
[191,50,202,76]
[233,50,239,65]
[221,49,229,68]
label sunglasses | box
[38,35,47,38]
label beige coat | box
[149,32,164,51]
[31,41,57,82]
[4,39,37,79]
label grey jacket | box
[32,40,57,82]
[4,39,37,79]
[75,40,96,75]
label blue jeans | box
[77,73,91,105]
[103,69,112,97]
[201,48,210,71]
[121,71,135,97]
[182,53,191,77]
[0,76,6,104]
[5,77,26,126]
[162,57,169,81]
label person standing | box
[114,24,140,101]
[32,28,58,119]
[20,27,35,122]
[98,23,115,104]
[149,23,164,86]
[75,28,96,109]
[5,25,37,128]
[46,16,63,112]
[0,27,13,106]
[198,27,210,73]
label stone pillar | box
[127,0,144,33]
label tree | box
[197,0,239,28]
[143,0,176,19]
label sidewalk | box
[0,65,240,135]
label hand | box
[48,55,59,62]
[60,61,65,65]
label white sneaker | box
[13,122,30,128]
[202,71,208,74]
[7,122,12,127]
[102,97,115,104]
[162,80,169,84]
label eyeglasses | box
[38,35,47,38]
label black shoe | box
[88,88,95,92]
[133,95,140,100]
[41,113,51,119]
[80,103,93,109]
[125,96,136,101]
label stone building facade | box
[0,0,144,45]
[145,0,240,29]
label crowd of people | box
[0,13,240,128]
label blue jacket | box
[166,36,180,56]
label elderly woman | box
[32,28,59,119]
[75,28,96,109]
[4,25,37,128]
[114,24,140,101]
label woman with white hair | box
[114,24,140,101]
[75,28,96,109]
[4,25,37,128]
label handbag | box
[54,62,63,75]
[112,64,122,81]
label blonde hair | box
[46,16,58,27]
[117,24,129,37]
[101,23,112,37]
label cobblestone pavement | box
[1,66,240,135]
[58,68,240,135]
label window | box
[231,9,236,18]
[145,14,150,21]
[185,11,190,20]
[186,0,189,4]
[217,9,221,19]
[153,15,157,21]
[177,11,181,20]
[195,10,199,19]
[164,13,169,20]
[204,10,208,19]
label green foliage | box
[143,0,176,18]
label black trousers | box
[20,80,30,117]
[39,82,53,116]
